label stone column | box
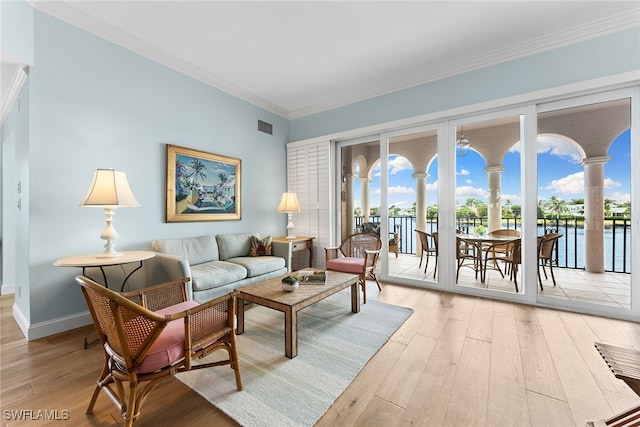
[345,173,355,235]
[359,177,370,223]
[580,156,610,273]
[484,166,504,232]
[413,172,429,252]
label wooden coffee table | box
[235,271,360,358]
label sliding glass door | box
[386,128,439,283]
[334,87,637,319]
[453,113,524,295]
[536,93,633,313]
[339,138,381,241]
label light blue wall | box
[1,78,29,318]
[0,0,34,65]
[26,11,289,325]
[1,0,33,317]
[289,27,640,142]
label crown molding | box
[288,13,640,119]
[33,1,639,121]
[1,65,29,126]
[32,0,290,119]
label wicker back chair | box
[361,222,401,257]
[502,238,522,292]
[488,228,521,253]
[537,232,563,289]
[77,275,242,426]
[415,229,438,277]
[325,232,382,303]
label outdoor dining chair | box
[538,232,563,290]
[485,228,521,265]
[502,239,522,292]
[415,229,438,277]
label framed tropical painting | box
[166,144,241,222]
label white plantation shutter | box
[286,140,331,269]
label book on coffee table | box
[297,270,327,285]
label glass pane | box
[340,140,380,241]
[455,116,523,293]
[537,99,631,308]
[387,130,439,282]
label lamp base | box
[96,207,122,258]
[286,214,296,239]
[96,246,122,258]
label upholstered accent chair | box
[325,232,382,303]
[77,276,242,426]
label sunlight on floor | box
[385,253,630,309]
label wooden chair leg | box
[360,275,367,304]
[229,336,243,391]
[87,359,110,414]
[373,273,382,291]
[125,380,139,427]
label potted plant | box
[475,225,487,236]
[281,275,299,291]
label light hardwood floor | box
[2,282,639,426]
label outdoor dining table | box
[457,234,520,283]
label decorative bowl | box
[281,282,299,292]
[281,275,299,292]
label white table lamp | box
[277,192,301,239]
[80,169,140,258]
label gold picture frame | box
[166,144,241,222]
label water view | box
[372,216,632,274]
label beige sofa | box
[149,233,292,302]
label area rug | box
[177,292,413,427]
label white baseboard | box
[12,303,92,341]
[1,284,16,295]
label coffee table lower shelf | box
[235,271,360,358]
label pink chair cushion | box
[326,257,365,275]
[136,300,200,373]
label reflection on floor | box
[386,253,631,309]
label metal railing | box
[355,216,631,273]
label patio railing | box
[355,216,631,273]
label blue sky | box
[355,129,630,212]
[176,154,237,188]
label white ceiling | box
[17,1,640,118]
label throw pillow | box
[250,236,272,256]
[361,222,381,235]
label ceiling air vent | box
[258,119,273,135]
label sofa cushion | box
[250,235,272,256]
[190,260,247,291]
[216,233,257,260]
[227,256,286,278]
[152,235,219,266]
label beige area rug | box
[177,291,413,427]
